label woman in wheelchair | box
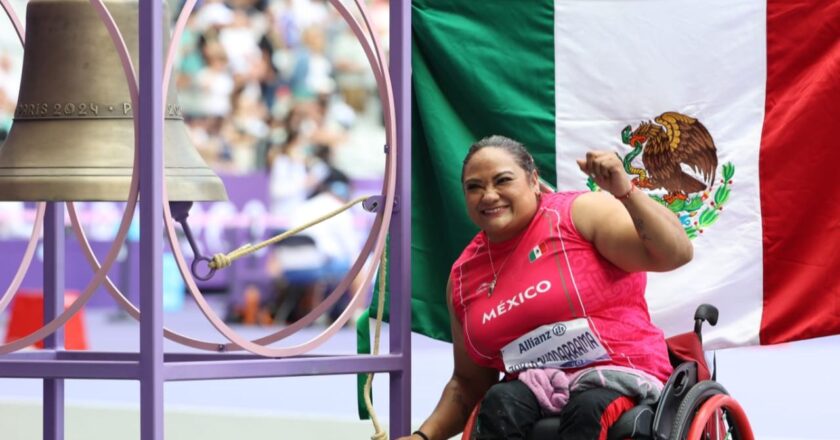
[397,135,695,440]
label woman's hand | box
[576,151,632,197]
[405,281,499,440]
[573,151,693,273]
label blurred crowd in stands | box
[175,0,388,193]
[177,0,387,324]
[0,0,389,326]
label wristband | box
[412,430,430,440]
[615,184,636,201]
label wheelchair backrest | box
[666,331,710,381]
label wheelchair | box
[461,304,754,440]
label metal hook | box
[363,195,399,213]
[191,255,216,281]
[169,201,216,280]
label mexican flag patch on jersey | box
[529,243,548,263]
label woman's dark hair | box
[461,135,537,182]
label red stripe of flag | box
[759,1,840,344]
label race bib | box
[501,318,611,374]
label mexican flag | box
[362,0,840,361]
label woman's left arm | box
[574,151,693,272]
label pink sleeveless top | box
[450,192,672,382]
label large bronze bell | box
[0,0,228,201]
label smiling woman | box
[397,135,694,440]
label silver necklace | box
[486,236,524,297]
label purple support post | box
[138,0,165,439]
[389,0,412,436]
[43,202,65,440]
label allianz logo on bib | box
[516,323,566,354]
[481,280,552,324]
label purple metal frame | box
[389,0,413,433]
[138,1,165,438]
[0,1,412,439]
[44,202,65,440]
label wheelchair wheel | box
[670,381,753,440]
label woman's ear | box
[530,170,540,192]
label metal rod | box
[43,202,65,440]
[0,351,57,361]
[0,360,141,379]
[51,351,398,363]
[56,351,264,362]
[390,0,413,436]
[0,353,402,380]
[164,354,405,381]
[138,0,164,438]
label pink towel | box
[517,368,571,414]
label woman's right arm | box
[396,280,500,440]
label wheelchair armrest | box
[651,362,698,440]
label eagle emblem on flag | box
[587,112,736,239]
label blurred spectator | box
[195,40,236,117]
[0,202,29,239]
[0,53,18,141]
[226,84,271,171]
[193,0,235,33]
[289,26,334,98]
[331,26,373,114]
[290,0,329,30]
[266,105,328,219]
[313,177,359,296]
[218,10,262,81]
[255,37,282,111]
[271,171,360,324]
